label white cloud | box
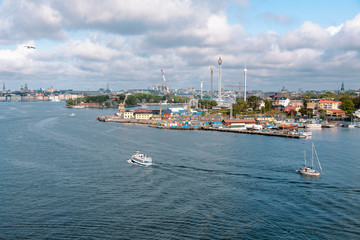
[279,21,330,50]
[326,24,343,36]
[68,39,119,61]
[0,0,66,43]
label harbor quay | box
[150,125,308,139]
[96,116,311,139]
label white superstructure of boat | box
[129,151,153,166]
[305,123,322,128]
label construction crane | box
[161,69,172,101]
[118,94,129,112]
[225,83,241,99]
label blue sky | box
[0,0,360,91]
[228,0,360,34]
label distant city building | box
[24,83,29,92]
[326,109,346,117]
[274,97,290,107]
[277,86,291,98]
[307,100,319,109]
[290,99,304,108]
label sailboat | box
[296,143,322,176]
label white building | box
[124,110,134,119]
[278,98,290,107]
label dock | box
[150,125,307,139]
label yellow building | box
[134,112,153,120]
[318,100,341,110]
[306,100,318,109]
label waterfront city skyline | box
[0,0,360,91]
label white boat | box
[298,131,312,137]
[296,143,322,176]
[322,121,335,128]
[73,105,85,109]
[70,113,75,117]
[305,123,322,128]
[129,151,153,166]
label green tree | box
[319,91,336,99]
[353,96,360,109]
[199,99,218,109]
[232,98,247,114]
[341,99,355,114]
[299,106,313,117]
[287,109,298,118]
[172,95,188,103]
[264,99,272,111]
[247,96,261,110]
[126,95,140,106]
[66,98,74,105]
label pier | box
[149,125,307,139]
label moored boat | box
[305,123,322,128]
[129,151,153,166]
[73,105,85,109]
[322,121,335,128]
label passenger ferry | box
[129,151,153,166]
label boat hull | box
[297,168,320,176]
[130,157,153,166]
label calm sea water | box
[1,102,359,239]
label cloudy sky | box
[1,0,360,91]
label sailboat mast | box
[311,143,314,168]
[313,144,323,171]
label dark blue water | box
[1,102,359,239]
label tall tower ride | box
[218,56,222,103]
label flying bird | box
[24,46,36,49]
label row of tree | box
[66,95,109,105]
[117,93,189,106]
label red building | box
[222,119,257,126]
[135,108,152,113]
